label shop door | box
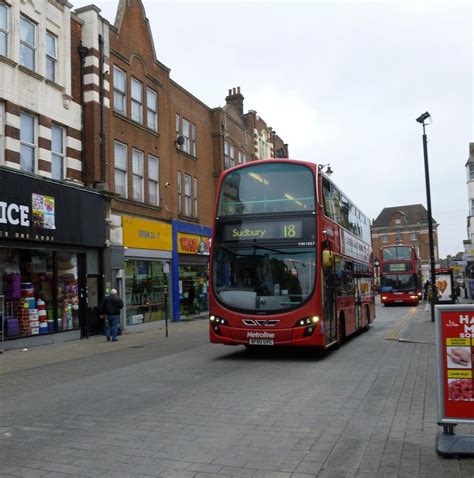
[87,276,102,335]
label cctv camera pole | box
[419,113,437,322]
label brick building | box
[371,204,439,281]
[75,0,289,325]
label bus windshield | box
[382,247,413,261]
[212,245,315,312]
[381,273,418,292]
[218,162,315,216]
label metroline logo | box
[247,331,275,339]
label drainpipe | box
[98,34,106,184]
[78,41,89,183]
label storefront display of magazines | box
[435,305,474,457]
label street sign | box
[435,305,474,457]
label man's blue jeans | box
[106,315,120,341]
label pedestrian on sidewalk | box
[100,289,124,342]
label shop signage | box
[0,168,105,246]
[123,216,172,250]
[178,232,210,255]
[435,305,474,423]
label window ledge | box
[176,149,197,161]
[0,55,17,67]
[19,65,44,81]
[114,195,163,212]
[46,79,65,91]
[177,214,199,223]
[113,111,160,137]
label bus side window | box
[322,178,335,220]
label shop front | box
[0,168,105,349]
[172,221,211,321]
[122,215,172,327]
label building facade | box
[463,143,474,293]
[76,0,290,326]
[0,0,107,348]
[0,0,290,347]
[371,204,439,282]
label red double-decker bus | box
[209,159,375,349]
[379,245,422,305]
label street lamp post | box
[416,111,436,322]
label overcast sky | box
[72,0,472,258]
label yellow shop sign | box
[123,216,172,250]
[178,233,210,255]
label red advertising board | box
[435,306,474,423]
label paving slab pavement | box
[1,300,474,477]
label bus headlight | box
[295,317,319,337]
[209,316,227,325]
[381,296,387,300]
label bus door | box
[354,276,362,330]
[322,250,337,343]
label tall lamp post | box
[416,111,436,322]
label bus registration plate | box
[249,338,274,345]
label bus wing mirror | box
[322,250,333,268]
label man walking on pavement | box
[101,289,124,342]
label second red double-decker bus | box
[209,159,375,349]
[379,245,422,305]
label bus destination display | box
[222,220,303,241]
[383,263,414,273]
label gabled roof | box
[372,204,437,227]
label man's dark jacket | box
[101,294,124,315]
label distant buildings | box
[371,204,439,281]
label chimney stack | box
[225,86,245,115]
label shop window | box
[20,15,36,71]
[0,249,80,338]
[148,155,159,206]
[20,111,36,173]
[46,31,57,82]
[179,265,208,317]
[0,3,9,57]
[124,260,168,326]
[57,252,80,331]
